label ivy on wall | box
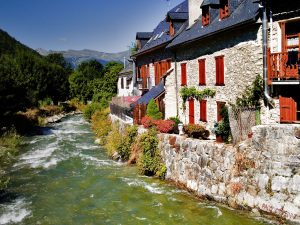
[179,87,216,110]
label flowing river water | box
[0,115,273,225]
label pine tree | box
[146,99,162,120]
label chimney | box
[188,0,203,27]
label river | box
[0,115,273,225]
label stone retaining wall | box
[159,124,300,223]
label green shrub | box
[138,129,166,179]
[212,106,231,143]
[183,124,209,139]
[91,108,111,145]
[146,99,162,120]
[83,102,103,120]
[38,97,53,108]
[0,128,21,190]
[169,117,182,134]
[117,125,138,161]
[105,122,123,157]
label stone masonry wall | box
[159,124,300,223]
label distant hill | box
[36,48,130,68]
[0,29,41,57]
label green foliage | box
[235,75,263,108]
[105,122,123,157]
[69,60,122,106]
[91,108,111,145]
[138,129,166,179]
[0,128,21,190]
[92,62,123,106]
[38,97,53,108]
[69,60,103,103]
[83,103,103,121]
[183,124,210,139]
[169,117,182,134]
[180,87,216,110]
[146,99,162,120]
[0,30,72,119]
[117,125,138,161]
[212,106,231,143]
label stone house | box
[162,0,300,129]
[132,0,189,123]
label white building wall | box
[117,76,134,97]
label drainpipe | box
[174,52,179,117]
[262,0,275,107]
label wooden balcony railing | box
[268,49,300,83]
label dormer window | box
[220,0,229,19]
[202,6,210,26]
[169,20,175,37]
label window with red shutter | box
[198,59,206,85]
[220,0,229,19]
[215,56,224,85]
[200,100,207,122]
[202,6,210,26]
[181,63,187,86]
[189,98,195,124]
[217,101,226,122]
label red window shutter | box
[154,63,158,85]
[220,0,229,19]
[202,6,210,26]
[198,59,206,85]
[200,100,207,122]
[189,99,195,124]
[215,56,224,85]
[181,63,187,86]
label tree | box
[92,62,123,107]
[146,99,162,120]
[69,60,104,103]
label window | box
[215,55,224,85]
[181,63,187,86]
[170,20,175,37]
[189,98,195,124]
[198,59,206,85]
[220,0,229,20]
[121,77,124,89]
[217,101,226,122]
[202,6,210,26]
[200,100,207,122]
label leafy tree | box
[92,61,123,107]
[69,60,104,103]
[146,99,162,120]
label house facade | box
[132,0,189,123]
[117,61,134,97]
[163,0,300,128]
[129,0,299,127]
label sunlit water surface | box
[0,115,274,225]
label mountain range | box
[36,48,130,68]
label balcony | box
[268,50,300,85]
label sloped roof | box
[137,82,165,105]
[201,0,220,7]
[136,32,153,40]
[167,12,189,21]
[135,0,188,55]
[168,0,260,49]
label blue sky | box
[0,0,183,53]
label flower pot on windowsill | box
[216,135,223,143]
[248,132,253,139]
